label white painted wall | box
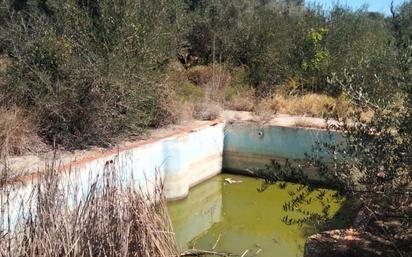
[1,122,225,230]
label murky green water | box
[168,174,344,257]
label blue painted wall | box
[223,124,342,177]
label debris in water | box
[224,178,243,184]
[240,249,249,257]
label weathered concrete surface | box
[3,113,343,230]
[2,120,222,178]
[0,120,226,231]
[4,112,336,187]
[222,111,339,129]
[223,122,341,180]
[304,229,395,257]
[3,120,225,207]
[3,113,340,200]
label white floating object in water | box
[225,178,243,184]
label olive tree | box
[258,2,411,256]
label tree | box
[258,2,411,256]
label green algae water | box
[168,174,344,257]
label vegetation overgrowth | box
[0,0,410,152]
[0,1,411,254]
[255,2,411,255]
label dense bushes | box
[255,3,412,254]
[0,0,410,150]
[0,0,183,148]
[183,1,407,101]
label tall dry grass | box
[224,88,256,112]
[0,162,179,257]
[0,107,45,159]
[191,64,228,121]
[255,94,353,119]
[167,63,356,122]
[168,63,229,121]
[1,57,45,158]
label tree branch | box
[179,249,235,257]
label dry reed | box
[0,107,45,158]
[0,161,179,257]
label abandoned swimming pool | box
[3,117,346,256]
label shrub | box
[225,86,255,112]
[193,101,222,121]
[0,107,44,158]
[251,93,334,123]
[254,93,353,119]
[176,82,204,102]
[174,100,195,123]
[286,94,338,117]
[180,64,231,120]
[186,64,231,88]
[186,65,213,85]
[0,0,183,149]
[182,2,403,100]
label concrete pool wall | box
[2,120,224,229]
[223,123,341,180]
[4,121,225,201]
[2,116,339,227]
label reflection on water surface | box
[168,174,344,257]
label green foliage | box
[324,7,399,98]
[257,4,412,253]
[258,92,411,253]
[182,2,404,100]
[301,27,329,73]
[391,1,412,84]
[0,0,184,148]
[1,0,410,152]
